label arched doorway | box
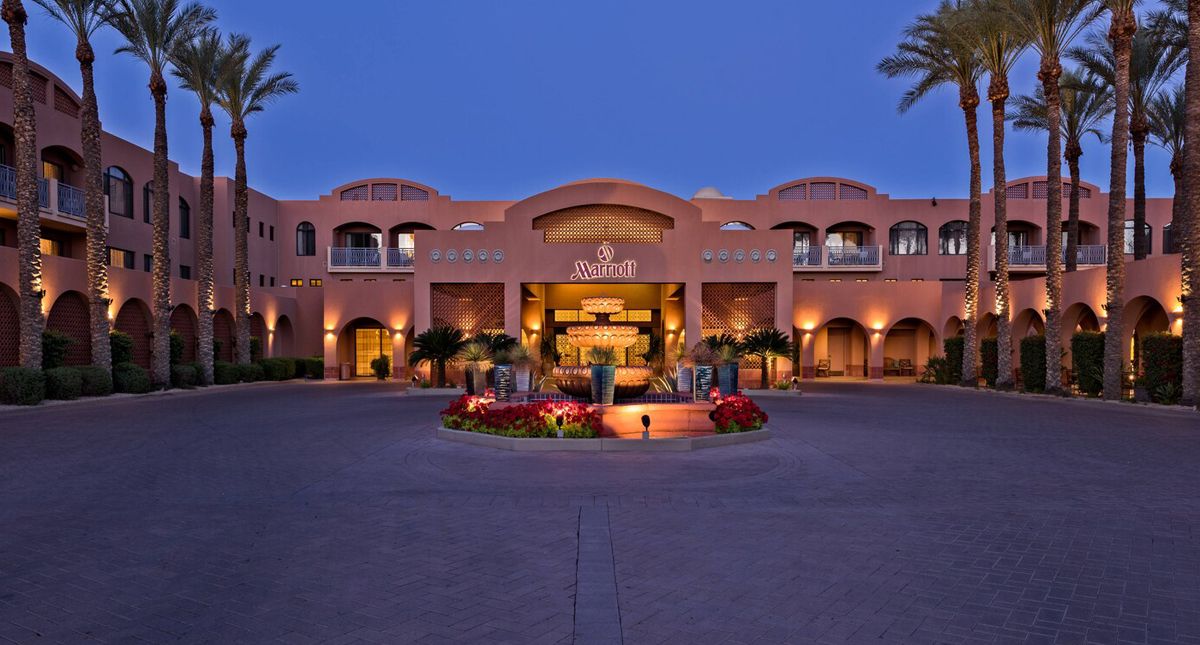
[943,316,965,340]
[1122,296,1171,376]
[45,290,91,365]
[114,299,153,369]
[883,318,938,378]
[1012,309,1045,339]
[170,304,198,364]
[275,315,295,357]
[337,317,390,378]
[213,309,234,363]
[250,313,267,360]
[0,283,18,366]
[813,318,870,378]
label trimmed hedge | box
[44,367,82,400]
[1071,331,1105,396]
[77,366,114,397]
[171,364,199,389]
[189,362,210,387]
[169,331,184,366]
[237,362,265,383]
[943,336,964,385]
[113,362,152,394]
[980,338,998,387]
[259,357,296,381]
[214,361,239,385]
[0,367,45,405]
[1020,335,1047,393]
[304,357,324,379]
[42,329,73,370]
[110,331,134,365]
[1141,333,1183,404]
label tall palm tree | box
[409,326,468,388]
[1071,27,1184,260]
[879,1,985,386]
[32,0,117,371]
[112,0,214,386]
[1146,85,1185,247]
[741,328,793,388]
[3,0,44,369]
[215,34,298,364]
[1003,0,1097,395]
[1146,0,1188,69]
[1010,70,1114,272]
[961,0,1027,389]
[171,28,231,384]
[1181,0,1199,408]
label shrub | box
[212,339,222,363]
[0,367,45,405]
[189,362,210,387]
[919,356,955,384]
[1140,333,1182,404]
[169,331,184,366]
[712,394,768,433]
[1071,331,1105,396]
[110,330,134,365]
[214,361,239,385]
[250,336,262,362]
[43,367,83,400]
[237,362,265,383]
[171,364,198,389]
[1020,335,1047,393]
[304,357,324,379]
[42,329,73,370]
[258,358,289,381]
[943,336,964,385]
[980,338,998,387]
[370,355,391,380]
[291,358,307,379]
[440,395,601,438]
[76,365,113,397]
[113,362,152,394]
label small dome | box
[692,186,729,200]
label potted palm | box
[741,328,794,389]
[689,342,719,402]
[370,355,391,381]
[510,345,534,392]
[714,342,743,397]
[587,346,619,405]
[408,326,468,388]
[459,342,493,396]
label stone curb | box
[403,388,467,397]
[0,379,305,413]
[435,426,773,452]
[743,389,803,398]
[919,382,1198,415]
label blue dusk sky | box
[5,0,1180,202]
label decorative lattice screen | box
[115,300,152,369]
[371,183,398,201]
[53,86,79,117]
[533,205,674,244]
[1032,181,1049,199]
[839,184,867,200]
[340,185,369,201]
[431,283,504,336]
[0,62,11,89]
[0,287,17,367]
[170,306,197,363]
[401,185,430,201]
[1006,184,1029,199]
[701,283,776,339]
[778,184,807,201]
[46,291,91,366]
[29,73,46,104]
[809,182,836,200]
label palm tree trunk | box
[961,93,982,386]
[1181,0,1200,408]
[150,77,171,387]
[1131,121,1149,259]
[1041,59,1065,396]
[436,359,446,388]
[232,123,251,365]
[1103,15,1135,401]
[4,0,43,370]
[77,42,111,371]
[1066,148,1082,273]
[196,107,215,384]
[1170,156,1183,247]
[992,85,1014,390]
[760,355,768,389]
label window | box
[39,238,61,256]
[452,222,484,230]
[269,277,275,287]
[1124,220,1152,255]
[143,254,152,272]
[355,328,388,376]
[296,222,316,256]
[826,231,862,247]
[259,221,264,238]
[41,161,63,181]
[104,167,132,218]
[889,221,927,255]
[309,278,323,287]
[344,232,380,248]
[396,232,416,248]
[259,274,265,287]
[269,225,274,241]
[792,231,812,248]
[1164,224,1177,254]
[108,247,134,269]
[939,221,968,255]
[179,198,190,239]
[142,181,154,223]
[290,278,303,287]
[180,265,191,279]
[720,221,754,231]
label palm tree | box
[1146,85,1185,248]
[1010,70,1113,272]
[458,341,492,395]
[215,34,298,364]
[1002,0,1096,396]
[1180,0,1199,408]
[961,0,1027,389]
[171,28,231,384]
[409,326,468,388]
[112,0,214,386]
[879,1,984,386]
[4,0,44,369]
[1070,27,1184,260]
[33,0,117,371]
[471,331,517,355]
[741,328,793,388]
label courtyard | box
[0,383,1197,644]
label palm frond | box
[32,0,118,42]
[111,0,215,79]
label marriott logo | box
[570,243,637,281]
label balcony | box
[792,245,883,272]
[988,244,1107,272]
[327,246,415,272]
[0,164,96,227]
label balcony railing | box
[328,246,415,272]
[0,164,90,223]
[793,245,883,271]
[57,182,84,218]
[990,244,1107,271]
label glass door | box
[355,328,387,377]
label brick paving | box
[0,381,1197,644]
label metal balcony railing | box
[827,245,881,267]
[330,247,381,267]
[792,246,821,267]
[57,181,84,218]
[792,244,883,271]
[0,164,88,221]
[991,244,1107,271]
[387,247,415,267]
[328,246,415,272]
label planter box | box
[677,366,693,393]
[717,363,739,396]
[694,365,714,402]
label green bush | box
[76,366,113,397]
[1071,331,1105,396]
[258,358,295,381]
[113,362,152,394]
[371,355,391,380]
[1140,333,1182,404]
[212,339,222,363]
[189,362,210,387]
[237,362,265,383]
[42,329,73,370]
[304,357,324,379]
[43,367,82,400]
[214,360,239,385]
[980,338,997,387]
[169,330,184,366]
[250,336,262,362]
[1020,335,1047,393]
[110,330,134,365]
[291,357,307,379]
[0,367,45,405]
[943,336,964,385]
[171,364,198,389]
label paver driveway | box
[0,381,1197,644]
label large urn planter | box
[693,365,714,402]
[591,365,617,405]
[717,363,739,396]
[677,365,694,394]
[493,364,514,401]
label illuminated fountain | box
[552,296,652,401]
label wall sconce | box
[931,197,938,207]
[1100,304,1108,313]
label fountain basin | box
[552,366,653,401]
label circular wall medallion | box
[493,250,504,263]
[478,249,489,262]
[750,250,761,263]
[430,249,441,262]
[446,249,458,263]
[702,249,714,263]
[463,249,474,263]
[718,249,730,263]
[734,249,746,263]
[766,250,778,262]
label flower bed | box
[440,394,602,438]
[711,393,768,434]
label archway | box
[943,316,964,340]
[275,315,295,357]
[1012,308,1045,339]
[1060,302,1102,375]
[40,144,83,186]
[114,298,152,369]
[250,313,267,360]
[0,282,18,366]
[813,317,870,378]
[45,290,91,365]
[1122,296,1171,375]
[213,309,234,363]
[883,318,938,378]
[170,304,198,364]
[336,317,390,378]
[975,313,998,341]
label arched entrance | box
[170,304,198,364]
[114,299,153,369]
[45,290,91,365]
[337,317,391,378]
[943,316,965,340]
[813,318,870,378]
[213,309,235,363]
[275,315,295,357]
[0,282,18,366]
[1122,296,1171,376]
[250,313,267,360]
[882,318,938,378]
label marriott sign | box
[570,243,637,281]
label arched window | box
[453,222,484,230]
[890,221,927,255]
[938,221,968,255]
[1123,220,1152,255]
[296,222,316,256]
[720,221,754,231]
[142,180,154,224]
[179,198,190,239]
[103,166,132,218]
[1164,223,1177,254]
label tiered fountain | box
[552,296,652,402]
